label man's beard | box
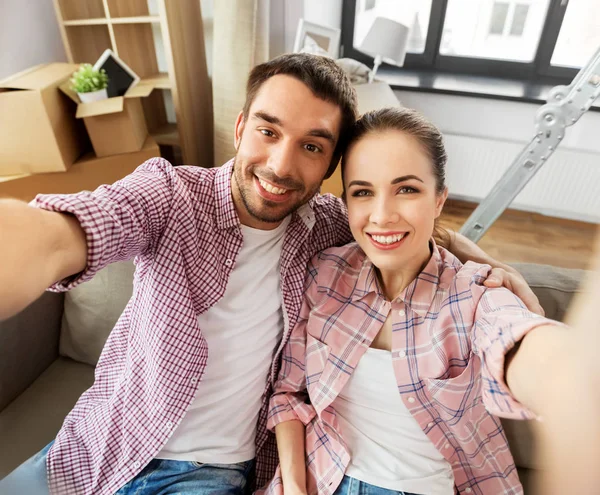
[232,156,320,225]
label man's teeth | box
[371,233,406,245]
[259,178,287,195]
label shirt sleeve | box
[468,263,567,420]
[267,256,321,430]
[313,193,353,246]
[30,157,178,292]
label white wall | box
[395,89,600,224]
[0,0,67,80]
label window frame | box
[341,0,578,86]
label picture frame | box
[293,19,341,59]
[93,49,140,98]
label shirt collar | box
[213,159,317,232]
[351,239,445,317]
[214,159,240,231]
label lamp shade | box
[360,17,410,67]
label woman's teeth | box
[259,178,287,195]
[371,233,406,245]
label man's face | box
[232,75,342,230]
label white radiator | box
[395,90,600,223]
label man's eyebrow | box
[252,111,336,147]
[252,111,282,125]
[307,129,336,147]
[348,175,424,188]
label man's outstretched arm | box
[0,199,87,320]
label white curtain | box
[212,0,271,167]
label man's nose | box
[267,141,296,180]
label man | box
[0,54,540,495]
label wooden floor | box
[440,199,598,270]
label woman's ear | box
[234,111,245,150]
[435,187,449,218]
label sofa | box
[0,259,589,492]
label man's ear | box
[435,187,449,218]
[234,111,245,150]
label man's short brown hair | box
[243,53,358,179]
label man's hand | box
[447,231,544,315]
[482,266,545,316]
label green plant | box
[70,64,109,93]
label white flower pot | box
[78,88,108,103]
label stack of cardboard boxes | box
[0,63,160,202]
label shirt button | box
[224,259,233,266]
[166,421,174,428]
[398,350,407,358]
[398,309,406,317]
[465,488,472,493]
[444,443,450,449]
[428,422,434,428]
[190,377,198,384]
[133,460,141,469]
[407,396,415,403]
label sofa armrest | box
[0,291,65,411]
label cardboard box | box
[0,137,159,202]
[60,81,155,158]
[0,64,90,176]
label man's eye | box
[260,129,274,137]
[304,144,321,153]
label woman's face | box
[344,129,448,277]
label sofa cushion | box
[0,357,95,479]
[0,292,64,412]
[511,262,587,321]
[59,261,135,366]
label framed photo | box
[93,49,140,98]
[293,19,341,59]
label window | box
[550,0,600,68]
[341,0,587,84]
[489,2,510,35]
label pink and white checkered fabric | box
[31,157,352,495]
[263,242,562,495]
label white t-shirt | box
[334,348,455,495]
[157,217,290,464]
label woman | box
[262,108,565,495]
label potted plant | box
[70,64,109,103]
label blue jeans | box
[0,441,254,495]
[114,458,255,494]
[333,476,419,495]
[0,442,52,495]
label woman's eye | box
[304,144,321,153]
[351,189,372,197]
[398,186,418,194]
[260,129,274,137]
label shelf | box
[151,123,180,147]
[65,25,112,64]
[57,0,106,21]
[63,18,108,26]
[141,73,171,90]
[110,16,161,24]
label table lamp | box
[360,16,410,83]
